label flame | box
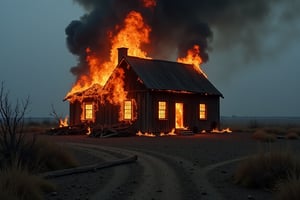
[59,116,69,127]
[211,128,232,134]
[175,103,184,129]
[67,11,151,105]
[86,126,91,135]
[177,45,207,78]
[137,128,177,137]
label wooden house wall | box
[95,103,119,126]
[69,100,81,126]
[135,91,220,133]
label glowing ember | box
[137,128,177,137]
[86,126,91,135]
[177,45,207,78]
[168,128,177,136]
[142,0,156,8]
[59,116,69,127]
[211,128,232,134]
[136,131,156,137]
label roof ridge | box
[126,55,193,67]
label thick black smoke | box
[66,0,299,77]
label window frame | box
[123,100,132,120]
[84,102,94,120]
[199,103,207,120]
[158,101,167,120]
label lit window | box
[85,103,93,120]
[158,101,167,119]
[124,100,132,120]
[199,104,207,120]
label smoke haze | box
[66,0,300,78]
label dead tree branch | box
[49,103,62,125]
[0,82,30,168]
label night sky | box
[0,0,299,118]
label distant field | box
[221,116,300,129]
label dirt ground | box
[42,132,300,200]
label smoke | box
[66,0,300,78]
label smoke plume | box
[66,0,300,78]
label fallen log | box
[41,155,138,179]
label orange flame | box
[177,45,207,78]
[67,11,151,102]
[211,128,232,134]
[59,116,69,127]
[66,11,152,121]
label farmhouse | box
[66,48,223,134]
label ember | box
[211,128,233,134]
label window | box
[158,101,167,119]
[85,103,93,120]
[199,104,207,120]
[124,100,132,120]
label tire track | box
[68,143,245,200]
[71,143,182,200]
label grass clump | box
[33,139,79,172]
[286,132,299,140]
[252,130,276,142]
[275,176,300,200]
[0,167,56,200]
[234,149,300,189]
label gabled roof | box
[122,56,223,97]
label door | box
[175,103,184,128]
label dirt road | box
[43,133,300,200]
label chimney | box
[118,47,128,63]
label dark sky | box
[0,0,299,117]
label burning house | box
[65,48,223,134]
[63,2,224,135]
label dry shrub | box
[0,167,56,200]
[263,127,286,135]
[288,127,300,135]
[234,150,300,189]
[33,139,79,172]
[252,130,276,142]
[286,132,299,140]
[275,175,300,200]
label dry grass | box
[0,167,56,200]
[252,130,276,142]
[23,121,56,133]
[234,149,300,189]
[33,139,79,172]
[274,176,300,200]
[288,127,300,135]
[0,137,79,172]
[286,132,299,140]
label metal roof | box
[123,56,223,97]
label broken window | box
[124,100,132,120]
[199,104,207,120]
[84,103,93,120]
[158,101,167,119]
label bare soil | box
[41,132,300,200]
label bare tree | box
[0,82,30,168]
[49,103,62,125]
